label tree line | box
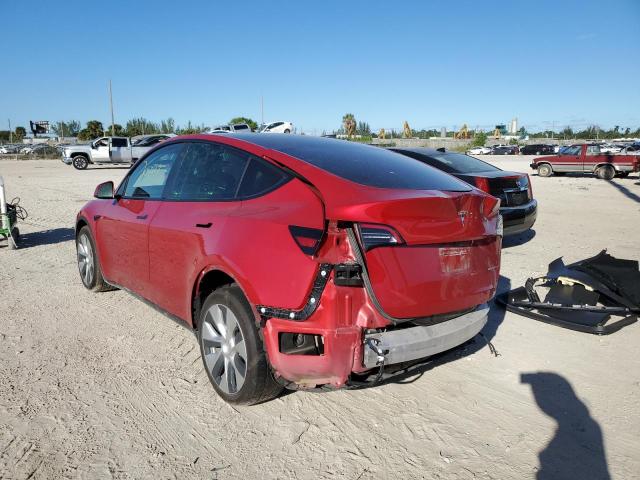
[0,116,259,142]
[3,116,640,143]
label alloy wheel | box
[201,304,248,394]
[73,157,88,169]
[77,234,94,286]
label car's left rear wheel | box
[198,284,282,405]
[596,165,615,180]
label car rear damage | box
[243,140,503,389]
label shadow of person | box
[521,372,610,480]
[605,179,640,204]
[13,227,75,249]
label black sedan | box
[391,148,537,236]
[490,145,519,155]
[520,144,555,155]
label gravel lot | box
[1,156,639,479]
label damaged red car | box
[76,134,502,404]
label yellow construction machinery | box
[402,121,412,138]
[455,124,470,139]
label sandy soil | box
[0,156,638,480]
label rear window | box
[408,151,500,174]
[244,136,470,191]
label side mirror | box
[94,181,114,199]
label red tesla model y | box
[76,134,502,404]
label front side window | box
[123,143,183,199]
[564,146,582,156]
[166,143,249,201]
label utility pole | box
[109,79,115,137]
[8,119,12,143]
[261,95,264,126]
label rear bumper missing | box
[362,304,489,368]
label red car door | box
[95,143,184,296]
[147,141,325,323]
[553,145,583,173]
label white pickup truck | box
[62,134,174,170]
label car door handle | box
[195,222,212,228]
[136,214,148,220]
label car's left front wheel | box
[76,226,112,292]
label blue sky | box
[2,0,639,134]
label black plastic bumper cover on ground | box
[497,250,639,335]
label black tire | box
[538,163,553,177]
[72,155,89,170]
[8,227,19,250]
[596,165,615,180]
[197,284,282,405]
[283,129,291,134]
[76,226,112,292]
[617,172,629,178]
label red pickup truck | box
[530,144,639,179]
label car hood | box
[533,155,557,162]
[66,145,92,152]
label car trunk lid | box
[342,190,502,319]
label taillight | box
[481,194,500,218]
[526,174,533,200]
[289,225,324,255]
[474,177,491,194]
[357,223,404,251]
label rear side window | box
[237,157,290,198]
[111,138,128,148]
[167,143,249,201]
[586,145,601,156]
[123,143,183,199]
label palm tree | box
[342,113,356,138]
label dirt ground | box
[0,156,639,480]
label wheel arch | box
[537,161,553,170]
[75,215,90,237]
[71,152,93,164]
[191,266,256,330]
[594,162,617,172]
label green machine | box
[0,176,22,250]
